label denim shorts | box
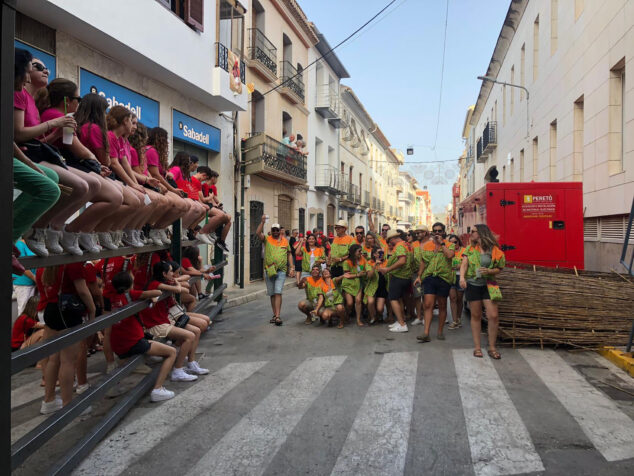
[265,270,287,296]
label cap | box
[271,223,281,229]
[385,230,400,241]
[335,219,348,228]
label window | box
[520,44,525,100]
[532,137,539,180]
[251,90,265,134]
[549,120,557,180]
[157,0,205,32]
[550,0,558,55]
[282,111,292,139]
[573,96,584,180]
[502,85,506,126]
[510,158,515,182]
[218,0,244,52]
[510,66,515,114]
[520,149,525,181]
[502,165,506,182]
[533,17,539,81]
[575,0,584,21]
[609,59,625,175]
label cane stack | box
[495,264,634,349]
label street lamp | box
[477,75,530,138]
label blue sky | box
[299,0,510,213]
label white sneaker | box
[159,229,171,244]
[411,318,423,326]
[40,396,63,415]
[92,233,103,251]
[25,228,49,257]
[61,229,83,256]
[133,230,145,247]
[98,232,118,250]
[389,324,409,333]
[78,232,100,253]
[111,231,123,247]
[148,229,164,246]
[186,361,209,375]
[122,230,143,248]
[150,386,175,402]
[197,233,212,245]
[44,227,64,254]
[76,383,91,395]
[388,322,399,329]
[207,232,218,243]
[171,368,198,382]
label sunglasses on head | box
[31,63,48,72]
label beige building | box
[240,0,318,281]
[397,171,418,229]
[462,0,634,271]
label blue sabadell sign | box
[15,40,56,80]
[172,109,220,152]
[79,69,159,128]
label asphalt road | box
[11,287,634,475]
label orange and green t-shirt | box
[264,235,290,273]
[452,246,467,270]
[387,241,413,280]
[301,246,326,273]
[420,239,456,284]
[342,256,367,296]
[304,276,324,303]
[463,245,505,281]
[330,235,355,261]
[321,279,343,307]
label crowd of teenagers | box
[10,48,234,411]
[12,246,222,412]
[11,47,231,268]
[259,211,506,360]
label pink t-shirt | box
[79,123,105,154]
[129,147,148,175]
[14,89,41,128]
[169,166,183,182]
[107,131,123,159]
[120,137,132,162]
[40,108,65,148]
[145,146,164,175]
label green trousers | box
[13,159,60,242]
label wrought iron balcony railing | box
[482,121,497,152]
[363,191,370,207]
[315,84,340,119]
[248,28,277,78]
[215,42,246,84]
[242,133,307,185]
[315,165,344,194]
[372,197,377,209]
[280,60,305,102]
[476,136,487,163]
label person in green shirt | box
[378,230,412,333]
[342,244,368,327]
[328,219,354,278]
[318,267,346,328]
[256,215,295,326]
[414,222,455,343]
[297,264,325,325]
[364,246,388,325]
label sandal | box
[337,321,344,329]
[304,317,312,325]
[473,349,483,358]
[269,316,276,324]
[274,317,283,326]
[487,349,501,360]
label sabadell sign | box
[172,109,220,152]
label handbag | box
[486,281,503,302]
[22,140,68,168]
[168,302,186,321]
[174,313,190,328]
[61,148,102,174]
[265,263,277,278]
[57,267,86,325]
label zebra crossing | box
[72,349,634,476]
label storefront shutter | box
[185,0,204,32]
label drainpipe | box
[238,113,245,289]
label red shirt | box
[139,281,169,328]
[176,178,198,200]
[100,256,136,299]
[133,253,161,291]
[181,257,194,269]
[11,314,38,349]
[109,289,145,355]
[83,262,98,285]
[36,263,86,310]
[190,176,203,200]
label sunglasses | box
[68,96,82,103]
[31,63,49,72]
[355,231,364,235]
[432,229,443,233]
[271,227,280,231]
[470,230,478,234]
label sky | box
[299,0,510,214]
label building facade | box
[461,0,633,271]
[16,0,248,283]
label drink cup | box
[62,113,74,145]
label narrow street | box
[11,287,632,476]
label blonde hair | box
[474,224,499,252]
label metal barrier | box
[620,198,634,352]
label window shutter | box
[185,0,204,32]
[155,0,171,8]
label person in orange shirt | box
[328,220,354,278]
[297,264,324,324]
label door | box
[503,188,566,263]
[298,208,305,233]
[326,204,335,235]
[317,213,324,232]
[278,195,292,231]
[249,200,264,280]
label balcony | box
[242,133,307,185]
[247,28,277,82]
[372,197,377,209]
[482,121,497,154]
[279,60,305,104]
[340,181,361,206]
[315,165,344,195]
[476,136,488,163]
[408,215,416,224]
[210,42,247,111]
[363,191,370,208]
[315,84,339,119]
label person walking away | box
[329,220,354,278]
[448,234,466,330]
[255,215,295,325]
[415,222,455,343]
[459,224,505,359]
[378,230,412,333]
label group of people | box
[12,245,220,413]
[260,210,506,359]
[11,47,231,270]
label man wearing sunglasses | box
[256,215,295,326]
[328,220,354,278]
[414,222,455,342]
[354,226,365,245]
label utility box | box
[458,182,584,269]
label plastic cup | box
[62,113,74,145]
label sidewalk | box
[223,277,296,309]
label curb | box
[224,280,296,309]
[597,346,634,378]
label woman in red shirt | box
[11,295,44,351]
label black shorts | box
[43,302,83,331]
[388,276,411,300]
[117,338,151,359]
[331,265,344,278]
[465,283,490,302]
[423,276,451,298]
[295,259,303,272]
[375,273,388,299]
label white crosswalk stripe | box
[453,349,544,476]
[521,349,634,462]
[185,355,347,476]
[330,351,418,476]
[73,361,268,476]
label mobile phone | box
[378,249,384,260]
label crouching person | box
[298,264,324,325]
[108,271,177,402]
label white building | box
[16,0,248,282]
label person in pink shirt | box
[39,78,125,253]
[13,50,97,257]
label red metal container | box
[457,182,584,269]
